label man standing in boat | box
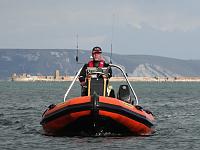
[79,46,112,96]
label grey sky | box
[1,0,200,59]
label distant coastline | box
[1,49,200,80]
[11,70,200,82]
[110,76,200,82]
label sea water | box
[0,81,200,150]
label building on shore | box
[11,70,74,82]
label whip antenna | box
[75,34,79,63]
[110,43,113,64]
[110,14,115,64]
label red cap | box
[92,47,102,54]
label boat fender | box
[144,109,154,116]
[135,105,143,111]
[41,104,56,117]
[42,109,48,117]
[48,104,56,109]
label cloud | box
[124,0,200,32]
[1,0,200,59]
[2,0,200,33]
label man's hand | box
[102,74,107,78]
[80,81,86,87]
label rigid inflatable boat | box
[40,64,155,136]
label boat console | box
[86,67,109,96]
[86,67,132,103]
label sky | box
[1,0,200,60]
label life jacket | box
[88,60,105,68]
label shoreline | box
[10,76,200,82]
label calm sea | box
[0,81,200,150]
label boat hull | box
[41,94,155,136]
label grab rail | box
[109,64,139,105]
[63,67,83,102]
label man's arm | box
[79,64,88,83]
[108,67,112,78]
[104,63,112,78]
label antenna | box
[75,34,79,62]
[110,14,115,64]
[110,43,113,64]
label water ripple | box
[1,82,200,150]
